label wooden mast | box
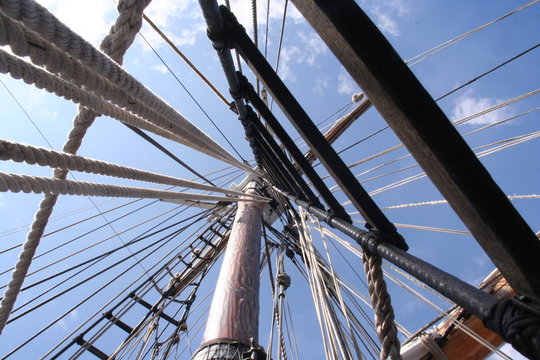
[289,0,540,302]
[192,182,265,359]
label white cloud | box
[56,318,68,330]
[337,71,356,95]
[40,109,59,120]
[277,46,299,81]
[36,0,116,46]
[276,32,326,81]
[145,0,194,29]
[151,64,169,74]
[170,27,200,47]
[363,0,408,37]
[402,299,422,315]
[451,91,511,126]
[297,32,326,66]
[267,0,303,24]
[140,0,202,51]
[373,12,400,37]
[313,77,328,96]
[69,309,79,321]
[473,254,489,268]
[385,0,408,16]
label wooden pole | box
[304,97,371,164]
[202,183,264,345]
[290,0,540,301]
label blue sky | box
[0,0,538,358]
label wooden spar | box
[202,183,264,345]
[290,0,540,301]
[304,97,371,164]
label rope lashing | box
[199,1,267,170]
[0,139,267,200]
[483,297,540,359]
[242,105,265,168]
[0,172,270,203]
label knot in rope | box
[276,272,291,290]
[484,297,540,359]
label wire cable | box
[436,42,540,101]
[137,32,246,162]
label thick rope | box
[363,252,402,360]
[0,0,154,334]
[100,0,152,64]
[0,49,239,166]
[0,109,96,334]
[0,14,249,169]
[0,171,270,203]
[0,139,267,199]
[0,0,237,163]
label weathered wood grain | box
[290,0,540,301]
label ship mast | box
[192,182,266,359]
